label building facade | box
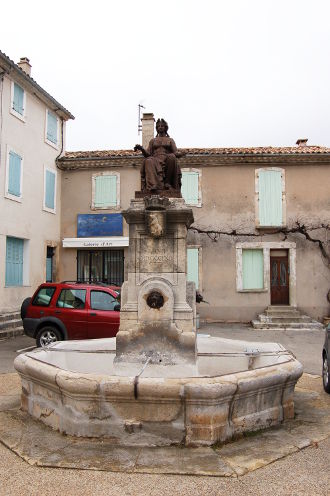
[57,115,330,322]
[0,52,74,312]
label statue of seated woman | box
[134,118,185,193]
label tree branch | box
[189,222,330,266]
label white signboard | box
[62,237,129,248]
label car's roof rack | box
[60,281,118,287]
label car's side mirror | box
[114,304,120,312]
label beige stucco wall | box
[59,166,140,282]
[0,75,63,312]
[59,159,329,322]
[188,163,330,321]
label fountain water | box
[14,197,303,446]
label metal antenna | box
[138,104,145,135]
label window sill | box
[91,205,121,211]
[5,193,22,203]
[237,288,268,293]
[43,206,56,215]
[45,138,59,150]
[5,285,31,288]
[10,108,26,122]
[185,202,202,208]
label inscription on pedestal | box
[138,236,174,273]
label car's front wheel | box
[36,326,62,348]
[322,352,330,393]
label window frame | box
[45,109,59,149]
[5,236,30,287]
[91,171,120,210]
[236,241,296,304]
[56,288,87,309]
[43,166,57,214]
[181,168,202,207]
[187,245,202,290]
[10,81,26,122]
[255,167,286,228]
[90,290,118,311]
[5,146,23,203]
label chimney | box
[141,113,155,149]
[296,138,308,147]
[17,57,32,76]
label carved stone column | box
[115,196,196,365]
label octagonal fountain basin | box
[14,335,303,447]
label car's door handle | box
[90,312,97,316]
[55,311,61,314]
[40,311,44,315]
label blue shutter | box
[8,151,22,196]
[45,170,56,209]
[5,237,24,286]
[46,257,52,282]
[181,171,199,205]
[259,170,282,226]
[187,248,199,289]
[242,249,263,289]
[47,111,58,144]
[94,175,117,207]
[13,83,24,115]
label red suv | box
[21,282,120,347]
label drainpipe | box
[55,117,65,170]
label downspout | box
[55,116,65,170]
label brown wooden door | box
[270,254,289,305]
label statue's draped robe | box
[141,136,182,191]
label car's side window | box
[32,287,56,306]
[56,289,86,309]
[90,291,117,311]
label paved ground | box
[0,326,328,495]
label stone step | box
[252,320,324,330]
[267,306,296,311]
[0,311,21,322]
[0,326,24,339]
[0,319,23,331]
[258,314,313,323]
[265,309,300,315]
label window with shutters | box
[10,82,25,121]
[5,237,24,286]
[92,172,120,209]
[5,149,23,202]
[236,245,266,292]
[181,169,202,206]
[45,109,58,147]
[255,168,286,227]
[43,167,57,213]
[187,247,200,289]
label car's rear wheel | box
[322,352,330,393]
[36,326,62,348]
[21,297,32,320]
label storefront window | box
[77,250,124,286]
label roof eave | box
[0,51,74,121]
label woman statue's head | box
[156,118,169,136]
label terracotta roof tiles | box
[62,145,330,160]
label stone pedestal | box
[115,197,196,365]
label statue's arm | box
[134,144,150,157]
[170,138,186,158]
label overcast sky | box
[2,0,330,151]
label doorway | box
[270,250,289,305]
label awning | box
[62,237,129,248]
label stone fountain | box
[14,195,303,447]
[14,120,303,446]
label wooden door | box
[270,253,289,305]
